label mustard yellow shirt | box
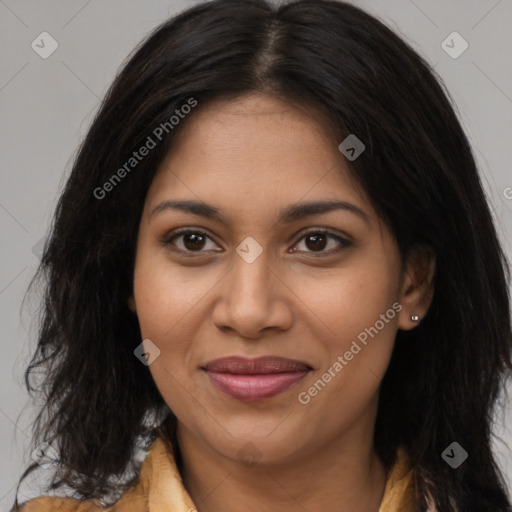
[15,437,423,512]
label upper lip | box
[202,356,312,374]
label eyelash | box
[160,227,352,257]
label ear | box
[397,245,435,330]
[127,295,137,314]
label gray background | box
[1,0,511,508]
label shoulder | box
[379,446,439,512]
[13,434,182,512]
[14,484,148,512]
[14,476,150,512]
[14,445,155,512]
[13,496,104,512]
[379,446,418,512]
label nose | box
[211,249,294,340]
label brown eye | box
[164,230,220,254]
[182,232,206,251]
[293,230,351,255]
[304,233,328,251]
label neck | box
[175,413,388,512]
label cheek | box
[131,247,226,403]
[131,256,204,417]
[295,300,397,428]
[146,361,202,435]
[291,257,400,404]
[291,257,400,343]
[132,248,217,342]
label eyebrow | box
[150,199,370,225]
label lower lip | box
[204,370,309,401]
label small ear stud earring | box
[411,315,420,322]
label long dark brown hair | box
[13,1,512,510]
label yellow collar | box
[116,437,418,512]
[378,446,418,512]
[19,437,419,511]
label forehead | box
[145,93,372,222]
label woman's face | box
[129,93,424,464]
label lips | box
[202,356,311,401]
[203,356,311,374]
